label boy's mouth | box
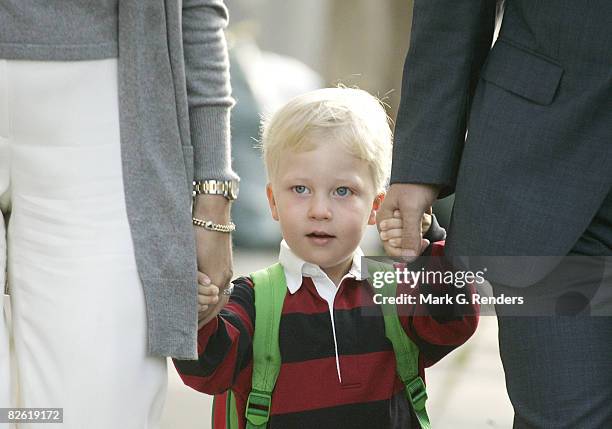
[306,231,335,238]
[306,231,336,245]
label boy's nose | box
[308,196,332,220]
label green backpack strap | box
[373,262,432,429]
[244,263,287,429]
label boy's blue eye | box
[335,187,352,197]
[293,185,308,194]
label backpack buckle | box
[245,391,272,427]
[406,377,428,411]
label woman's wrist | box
[192,194,231,222]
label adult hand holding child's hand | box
[377,183,440,258]
[197,271,229,329]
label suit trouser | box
[0,59,167,428]
[497,187,612,429]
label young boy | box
[174,88,478,428]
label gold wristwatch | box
[193,180,239,200]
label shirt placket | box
[308,272,357,385]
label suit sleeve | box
[181,0,238,182]
[172,277,254,394]
[391,0,498,197]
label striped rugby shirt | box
[174,220,478,428]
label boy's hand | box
[378,210,432,257]
[197,271,229,329]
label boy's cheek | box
[276,214,300,240]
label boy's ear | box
[367,192,385,225]
[266,183,280,221]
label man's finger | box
[382,240,403,258]
[380,227,403,241]
[389,238,402,248]
[379,218,402,233]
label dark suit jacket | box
[392,0,612,284]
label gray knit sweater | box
[0,1,119,60]
[0,0,238,359]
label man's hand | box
[197,271,229,329]
[193,194,234,297]
[379,209,433,257]
[376,183,440,258]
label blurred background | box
[163,0,513,427]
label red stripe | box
[281,278,331,314]
[212,392,228,429]
[431,241,445,256]
[334,279,380,310]
[271,352,404,414]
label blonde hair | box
[260,87,392,193]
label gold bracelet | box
[192,217,236,233]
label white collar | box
[278,240,364,294]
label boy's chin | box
[303,252,355,271]
[289,240,358,268]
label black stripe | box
[227,278,257,377]
[280,307,393,363]
[334,307,392,356]
[173,319,232,377]
[416,340,459,365]
[230,277,256,323]
[269,392,413,429]
[423,213,446,242]
[279,311,336,363]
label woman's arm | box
[182,0,237,183]
[182,0,238,291]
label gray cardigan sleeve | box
[182,0,239,182]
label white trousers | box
[0,58,167,428]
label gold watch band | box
[193,180,238,200]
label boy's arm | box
[399,230,479,368]
[381,214,478,366]
[173,277,255,394]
